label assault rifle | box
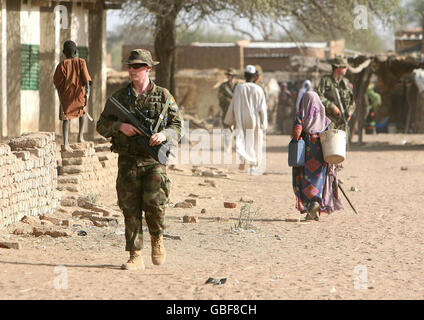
[103,96,174,165]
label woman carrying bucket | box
[291,91,344,221]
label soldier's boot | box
[121,250,145,270]
[151,235,166,265]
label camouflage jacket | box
[218,80,240,110]
[96,81,184,166]
[317,74,356,130]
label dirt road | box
[1,133,423,300]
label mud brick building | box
[122,39,346,72]
[0,0,124,140]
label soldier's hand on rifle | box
[332,106,342,118]
[119,123,142,136]
[150,132,166,146]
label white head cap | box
[245,65,256,74]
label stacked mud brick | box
[0,132,58,228]
[57,141,118,197]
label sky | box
[106,7,399,51]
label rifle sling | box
[153,94,170,133]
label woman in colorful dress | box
[291,91,343,221]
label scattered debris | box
[183,215,198,223]
[204,179,217,187]
[77,230,87,236]
[78,199,120,217]
[163,234,182,241]
[21,216,39,225]
[174,201,194,209]
[40,220,54,227]
[32,227,72,238]
[205,277,227,285]
[224,202,237,209]
[201,170,215,177]
[185,199,197,206]
[188,193,199,198]
[12,227,32,235]
[61,220,72,227]
[350,186,360,192]
[72,210,98,219]
[0,241,21,250]
[215,217,229,222]
[239,197,254,203]
[40,215,62,226]
[89,216,118,227]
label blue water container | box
[288,138,305,167]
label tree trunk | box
[357,68,372,144]
[154,13,178,99]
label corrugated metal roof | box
[191,43,237,47]
[247,42,328,49]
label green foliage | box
[402,0,424,27]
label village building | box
[395,27,423,54]
[122,39,346,72]
[0,0,124,141]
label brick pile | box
[57,141,118,197]
[0,132,58,228]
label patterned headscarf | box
[298,91,330,134]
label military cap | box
[331,57,349,68]
[224,68,237,76]
[122,49,159,67]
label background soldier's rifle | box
[103,97,174,165]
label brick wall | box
[328,39,345,58]
[57,141,118,197]
[395,39,422,53]
[0,132,122,229]
[123,44,244,71]
[176,45,243,70]
[0,132,58,228]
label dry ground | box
[0,133,424,300]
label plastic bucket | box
[319,129,346,164]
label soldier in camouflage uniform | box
[317,57,356,133]
[217,68,240,127]
[254,65,268,100]
[96,49,184,271]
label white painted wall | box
[1,1,7,137]
[54,3,61,134]
[71,4,88,47]
[20,0,40,133]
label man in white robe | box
[224,65,267,174]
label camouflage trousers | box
[116,156,171,251]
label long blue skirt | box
[292,133,327,213]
